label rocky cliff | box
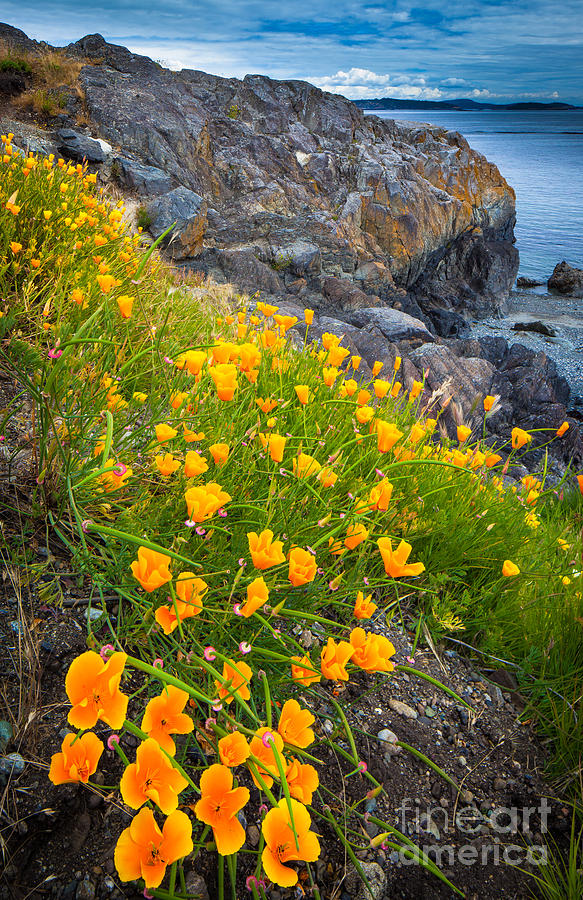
[2,24,580,470]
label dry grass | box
[0,42,90,119]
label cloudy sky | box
[5,1,583,104]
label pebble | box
[85,608,104,622]
[247,824,260,846]
[183,873,209,900]
[377,728,399,746]
[388,699,417,720]
[458,755,467,767]
[493,777,507,791]
[0,720,13,753]
[76,877,96,900]
[424,706,436,718]
[0,752,25,780]
[103,876,115,892]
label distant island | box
[353,98,581,111]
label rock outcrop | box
[548,261,583,297]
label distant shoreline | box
[353,98,582,112]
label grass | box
[0,41,88,119]
[1,134,583,897]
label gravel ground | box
[469,289,583,398]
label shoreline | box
[469,289,583,400]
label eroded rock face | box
[65,36,517,318]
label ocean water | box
[368,110,583,282]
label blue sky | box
[5,1,583,103]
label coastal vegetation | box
[1,133,582,898]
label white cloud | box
[310,67,443,99]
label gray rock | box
[274,240,321,276]
[215,247,282,294]
[347,307,434,343]
[0,721,12,753]
[388,699,418,720]
[512,320,556,337]
[548,261,583,297]
[147,187,207,259]
[516,276,544,288]
[115,157,173,195]
[57,129,105,164]
[345,861,387,900]
[183,873,209,900]
[76,878,96,900]
[0,752,25,781]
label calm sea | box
[368,110,583,282]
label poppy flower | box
[288,548,317,587]
[184,483,232,522]
[577,475,583,495]
[354,591,377,620]
[218,731,250,767]
[511,428,532,450]
[155,573,206,635]
[169,391,188,410]
[285,758,319,804]
[373,379,390,399]
[248,530,286,569]
[99,458,133,492]
[194,764,250,855]
[485,453,502,468]
[214,659,253,705]
[238,342,262,372]
[209,443,230,466]
[209,363,238,401]
[268,433,286,463]
[155,453,180,476]
[277,699,315,748]
[376,421,403,453]
[239,576,269,618]
[294,384,310,405]
[349,628,395,673]
[408,423,426,444]
[377,538,425,578]
[343,379,358,398]
[65,650,128,730]
[71,288,84,305]
[155,423,178,442]
[457,425,471,443]
[409,379,423,399]
[248,727,284,789]
[483,395,496,412]
[256,397,278,414]
[114,807,193,889]
[130,547,172,592]
[292,453,321,478]
[176,349,206,377]
[502,560,520,577]
[49,732,104,784]
[369,479,393,511]
[140,686,194,755]
[372,361,383,376]
[261,798,320,887]
[344,523,368,551]
[290,655,321,686]
[356,406,375,425]
[120,738,188,814]
[320,638,354,681]
[317,466,338,487]
[116,294,134,319]
[327,345,350,367]
[322,366,338,387]
[556,421,569,437]
[304,309,314,325]
[97,273,115,294]
[184,450,209,477]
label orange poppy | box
[184,450,209,477]
[349,628,395,673]
[176,350,206,377]
[409,423,426,444]
[183,424,205,442]
[193,764,250,855]
[356,406,375,424]
[238,342,262,372]
[256,397,278,414]
[114,807,193,889]
[130,546,172,593]
[120,738,188,814]
[288,548,317,587]
[268,433,286,463]
[457,425,471,443]
[65,650,128,730]
[184,483,232,522]
[290,655,321,687]
[155,574,206,635]
[353,591,377,620]
[344,522,368,550]
[247,530,286,569]
[248,727,284,789]
[292,453,321,478]
[511,427,532,450]
[209,363,238,401]
[285,759,319,804]
[214,659,253,705]
[377,538,425,578]
[155,453,180,476]
[239,576,269,617]
[369,479,393,511]
[218,731,250,767]
[373,379,390,399]
[294,384,310,405]
[277,699,315,748]
[304,309,314,325]
[502,560,520,577]
[49,732,104,785]
[155,423,178,442]
[409,379,423,399]
[322,366,338,387]
[140,686,194,755]
[327,345,350,367]
[376,421,403,453]
[556,421,569,437]
[317,466,338,487]
[320,638,354,681]
[372,361,383,376]
[483,395,496,412]
[116,294,134,319]
[261,798,320,887]
[209,443,230,466]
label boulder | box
[115,157,173,195]
[273,241,321,277]
[147,187,207,258]
[321,276,379,312]
[56,128,105,164]
[516,276,544,288]
[346,307,435,344]
[408,343,495,420]
[512,320,556,337]
[548,261,583,297]
[215,248,283,294]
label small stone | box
[493,777,506,792]
[0,720,13,753]
[85,608,104,622]
[183,873,209,900]
[247,824,260,847]
[388,699,417,720]
[458,755,467,767]
[76,877,96,900]
[425,706,436,718]
[457,706,469,726]
[103,876,115,892]
[377,728,399,746]
[323,719,334,734]
[0,752,25,780]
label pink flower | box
[239,641,252,654]
[48,348,62,359]
[163,356,173,364]
[246,875,259,891]
[204,646,216,661]
[218,508,227,517]
[238,558,246,567]
[81,519,93,533]
[185,519,196,528]
[233,603,243,616]
[261,730,275,748]
[107,734,120,750]
[153,658,164,669]
[212,702,223,712]
[99,644,115,661]
[195,527,206,536]
[357,760,368,773]
[113,463,127,476]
